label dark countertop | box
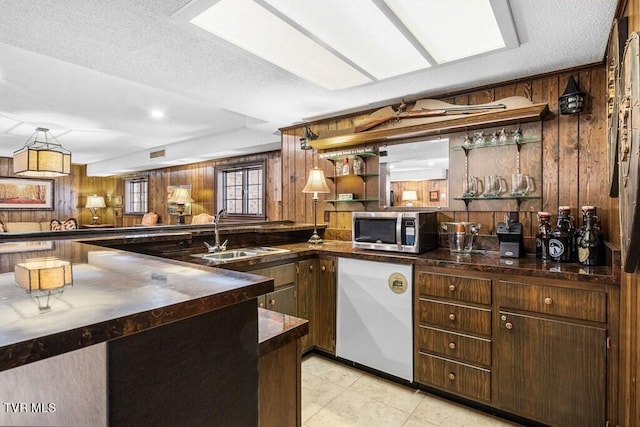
[170,240,619,286]
[0,220,323,243]
[0,239,274,372]
[258,308,308,356]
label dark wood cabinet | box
[414,268,493,402]
[494,309,606,426]
[253,263,297,316]
[316,257,336,354]
[493,279,608,427]
[297,258,317,352]
[415,267,615,426]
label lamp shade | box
[13,128,71,177]
[302,168,330,194]
[15,258,73,293]
[168,187,194,204]
[402,190,418,202]
[85,195,106,209]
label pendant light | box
[13,127,71,177]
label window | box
[217,162,265,217]
[124,177,148,214]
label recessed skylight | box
[263,0,431,80]
[384,0,511,64]
[190,0,372,90]
[185,0,517,90]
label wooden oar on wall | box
[354,103,507,133]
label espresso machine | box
[497,212,524,258]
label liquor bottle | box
[342,158,350,175]
[549,206,575,262]
[536,211,552,260]
[577,206,605,266]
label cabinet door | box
[494,311,606,427]
[297,259,317,352]
[316,257,336,354]
[265,284,296,317]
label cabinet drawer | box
[417,326,491,367]
[497,280,606,323]
[417,271,491,305]
[416,353,490,402]
[270,263,296,287]
[419,299,491,336]
[251,263,296,288]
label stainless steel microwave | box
[352,211,438,253]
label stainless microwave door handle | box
[396,215,403,251]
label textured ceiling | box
[0,1,617,176]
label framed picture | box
[0,177,54,210]
[429,190,440,202]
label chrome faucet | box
[204,208,228,253]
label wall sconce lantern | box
[15,258,73,311]
[559,76,585,115]
[299,126,318,151]
[168,187,194,224]
[302,167,330,244]
[402,190,418,207]
[13,127,72,177]
[85,194,107,224]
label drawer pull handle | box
[448,373,456,381]
[448,342,456,350]
[544,297,553,305]
[309,265,313,271]
[505,322,513,330]
[259,302,265,308]
[448,284,456,292]
[269,299,276,306]
[448,313,456,321]
[321,266,326,271]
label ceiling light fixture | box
[150,109,166,120]
[13,127,71,177]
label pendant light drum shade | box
[13,128,71,177]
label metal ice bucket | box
[441,222,481,253]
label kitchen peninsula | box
[0,224,313,427]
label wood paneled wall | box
[617,1,639,425]
[0,150,281,228]
[119,151,281,227]
[0,159,122,227]
[281,65,615,245]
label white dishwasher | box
[336,257,413,381]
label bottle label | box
[548,238,565,258]
[578,246,590,263]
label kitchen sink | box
[191,247,290,263]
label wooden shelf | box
[310,103,548,150]
[452,137,541,152]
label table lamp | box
[302,167,330,244]
[402,190,418,207]
[85,195,106,224]
[168,187,194,224]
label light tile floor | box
[302,354,523,427]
